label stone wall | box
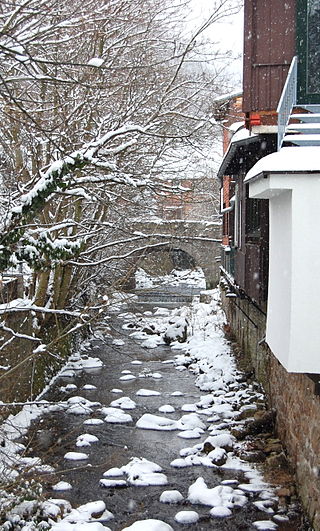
[132,220,222,288]
[221,289,320,530]
[0,312,74,408]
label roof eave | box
[217,134,260,180]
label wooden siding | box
[243,0,296,113]
[232,168,269,309]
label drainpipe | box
[221,195,235,214]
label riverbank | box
[0,289,308,530]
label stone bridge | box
[131,220,222,288]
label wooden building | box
[218,0,320,309]
[218,1,320,527]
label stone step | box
[295,104,320,113]
[283,134,320,146]
[290,113,320,123]
[286,122,320,134]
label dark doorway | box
[297,0,320,103]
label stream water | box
[19,293,307,530]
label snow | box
[52,481,72,491]
[110,396,136,409]
[83,418,104,425]
[103,467,125,477]
[210,506,232,518]
[53,523,111,530]
[101,458,167,488]
[204,433,235,450]
[231,127,256,144]
[188,477,236,508]
[174,510,199,524]
[158,405,175,413]
[136,414,177,431]
[66,396,100,415]
[229,121,245,132]
[238,482,267,493]
[253,500,274,514]
[112,338,125,346]
[141,336,163,349]
[99,478,127,488]
[103,407,133,423]
[181,403,198,412]
[177,428,203,439]
[245,146,320,183]
[76,434,99,447]
[273,514,289,523]
[119,374,136,381]
[67,357,103,370]
[177,413,205,430]
[170,458,191,468]
[136,389,161,396]
[61,384,77,391]
[82,384,97,390]
[135,267,206,289]
[135,268,155,288]
[122,520,173,531]
[64,451,89,461]
[253,521,278,530]
[164,317,188,342]
[50,500,113,530]
[0,286,287,529]
[0,402,51,480]
[208,447,227,464]
[159,490,184,503]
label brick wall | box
[221,289,320,530]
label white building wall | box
[267,190,292,369]
[289,177,320,372]
[248,169,320,373]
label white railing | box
[277,56,298,151]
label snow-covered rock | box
[110,396,136,409]
[76,433,99,447]
[64,452,89,461]
[122,520,173,531]
[159,490,184,503]
[174,510,199,524]
[136,414,177,431]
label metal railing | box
[277,56,298,151]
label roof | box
[213,90,242,104]
[244,146,320,183]
[217,129,264,180]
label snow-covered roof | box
[216,128,258,180]
[229,121,245,132]
[230,127,254,144]
[244,146,320,183]
[213,90,242,104]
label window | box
[246,187,262,240]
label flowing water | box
[20,291,307,530]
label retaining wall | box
[0,313,74,412]
[221,289,320,530]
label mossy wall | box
[0,312,73,406]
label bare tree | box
[0,0,240,398]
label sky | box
[188,0,244,88]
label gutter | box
[217,134,260,181]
